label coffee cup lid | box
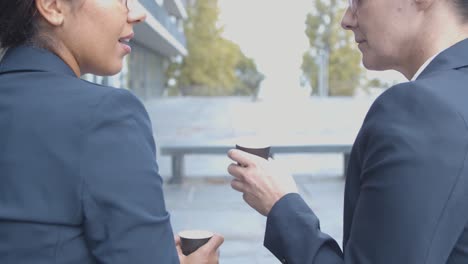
[178,230,214,239]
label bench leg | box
[343,152,351,178]
[168,155,184,184]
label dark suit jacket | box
[0,46,179,263]
[265,38,468,263]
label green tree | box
[301,0,362,96]
[233,50,265,96]
[167,0,263,96]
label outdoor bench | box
[160,143,352,184]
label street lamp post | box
[317,48,329,97]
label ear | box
[414,0,435,11]
[35,0,67,26]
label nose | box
[127,0,147,24]
[341,7,357,31]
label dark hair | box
[0,0,38,49]
[454,0,468,22]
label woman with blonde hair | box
[228,0,468,263]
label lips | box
[119,32,134,53]
[119,32,134,44]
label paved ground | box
[143,96,373,263]
[163,176,344,263]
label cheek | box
[363,20,395,53]
[83,36,123,75]
[90,18,125,57]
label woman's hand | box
[227,149,298,216]
[175,234,224,264]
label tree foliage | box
[301,0,362,96]
[167,0,263,96]
[233,50,264,96]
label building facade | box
[83,0,188,100]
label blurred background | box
[83,0,408,262]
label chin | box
[362,55,390,71]
[106,67,122,76]
[94,63,123,76]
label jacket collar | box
[418,38,468,79]
[0,45,76,77]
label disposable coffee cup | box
[235,144,270,159]
[235,136,271,160]
[178,230,214,256]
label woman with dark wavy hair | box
[0,0,223,263]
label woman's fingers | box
[227,163,245,181]
[174,236,185,263]
[174,235,181,246]
[228,149,264,167]
[231,178,246,193]
[199,234,224,254]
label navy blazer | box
[0,46,179,263]
[265,38,468,263]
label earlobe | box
[35,0,66,26]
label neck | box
[55,47,81,77]
[32,33,82,77]
[397,10,468,79]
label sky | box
[217,0,406,99]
